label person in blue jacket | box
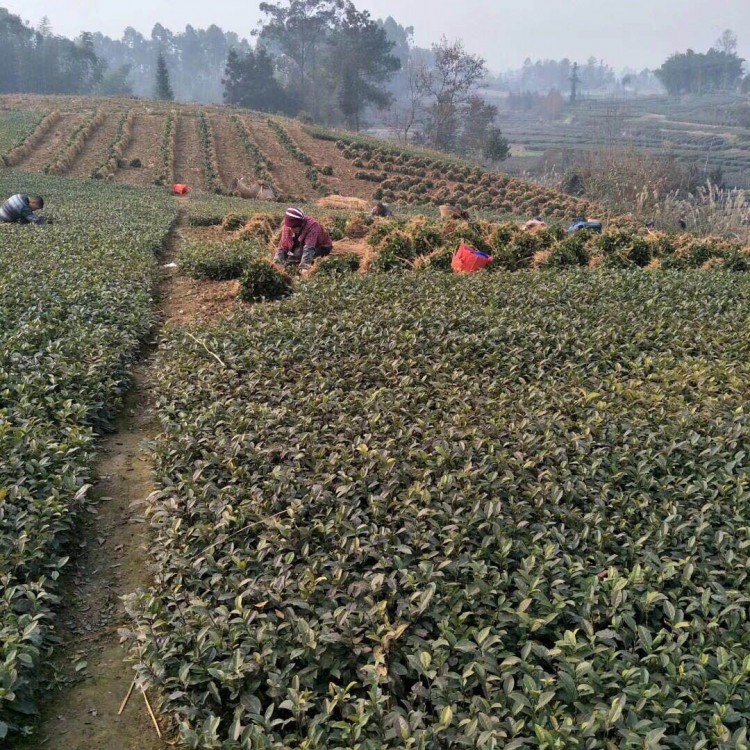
[568,216,603,234]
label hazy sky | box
[3,0,750,72]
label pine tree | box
[154,51,174,100]
[569,62,580,104]
[222,47,287,113]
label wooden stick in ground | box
[118,679,136,716]
[185,332,227,368]
[143,689,163,738]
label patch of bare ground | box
[174,112,206,190]
[14,112,88,172]
[162,274,244,327]
[244,115,317,203]
[115,112,167,187]
[285,121,377,201]
[209,113,246,193]
[67,112,120,178]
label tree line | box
[222,2,507,160]
[655,32,746,95]
[1,3,747,160]
[0,9,104,95]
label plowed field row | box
[0,97,384,201]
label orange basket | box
[451,243,493,273]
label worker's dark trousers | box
[275,246,332,268]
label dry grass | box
[237,213,283,249]
[649,184,750,244]
[530,148,748,243]
[316,195,370,211]
[344,215,370,238]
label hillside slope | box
[0,95,601,222]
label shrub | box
[180,240,261,281]
[240,259,293,302]
[221,213,247,232]
[535,231,592,268]
[492,232,541,271]
[0,172,178,737]
[131,272,750,750]
[311,254,361,277]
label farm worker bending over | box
[0,194,45,225]
[568,216,603,234]
[522,216,547,233]
[274,207,333,270]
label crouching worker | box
[568,216,603,234]
[274,207,332,271]
[0,194,46,225]
[522,216,547,233]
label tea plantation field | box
[131,271,750,749]
[0,172,177,737]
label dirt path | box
[67,112,120,178]
[174,112,206,190]
[116,112,167,187]
[15,112,88,173]
[10,219,187,750]
[210,113,245,192]
[245,116,315,202]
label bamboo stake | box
[143,689,163,738]
[185,332,227,368]
[118,679,136,716]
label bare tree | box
[386,54,427,144]
[417,36,487,151]
[715,29,738,54]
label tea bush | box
[240,259,294,302]
[311,254,361,277]
[0,171,177,738]
[154,110,177,187]
[180,238,265,281]
[356,218,750,275]
[231,115,275,186]
[44,109,105,175]
[133,271,750,749]
[198,112,225,195]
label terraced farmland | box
[0,94,606,222]
[494,93,750,189]
[1,94,750,749]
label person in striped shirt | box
[0,194,45,225]
[274,207,332,271]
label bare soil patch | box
[67,112,120,178]
[115,112,168,187]
[243,115,317,203]
[210,113,247,193]
[174,112,206,190]
[162,274,243,327]
[15,112,88,172]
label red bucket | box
[451,243,493,273]
[171,183,191,196]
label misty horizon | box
[1,0,749,75]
